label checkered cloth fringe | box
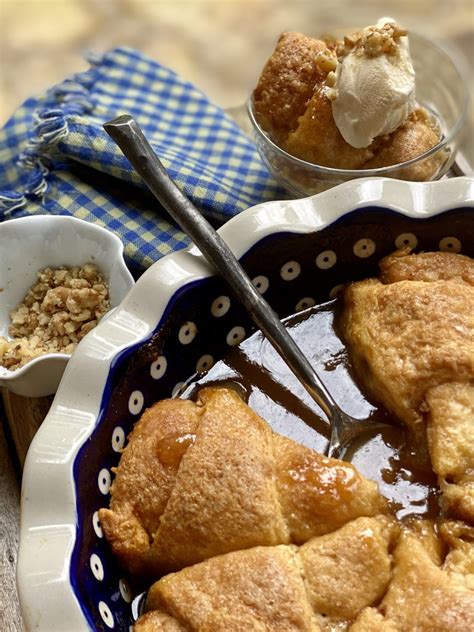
[0,47,283,273]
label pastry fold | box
[135,516,474,631]
[99,387,385,580]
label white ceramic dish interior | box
[17,177,474,631]
[0,215,134,397]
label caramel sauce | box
[183,300,439,520]
[155,432,196,469]
[282,453,358,504]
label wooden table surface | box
[0,2,472,630]
[1,392,52,632]
[0,396,23,632]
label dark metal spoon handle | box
[104,115,340,432]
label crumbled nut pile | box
[0,264,110,370]
[336,22,408,59]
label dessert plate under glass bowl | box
[18,177,474,631]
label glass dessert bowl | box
[248,22,469,196]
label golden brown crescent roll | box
[135,516,398,632]
[342,278,473,432]
[341,250,474,462]
[253,31,327,144]
[99,387,386,581]
[135,516,474,631]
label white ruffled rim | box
[18,176,474,631]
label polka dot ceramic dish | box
[18,177,474,631]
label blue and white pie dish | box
[18,177,474,631]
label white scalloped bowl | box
[18,177,474,631]
[0,215,135,397]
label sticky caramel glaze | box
[182,300,439,520]
[155,433,196,469]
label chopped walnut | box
[325,70,337,87]
[0,264,110,370]
[315,50,337,73]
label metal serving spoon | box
[104,114,385,460]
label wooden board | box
[1,392,52,470]
[0,391,50,631]
[0,417,24,632]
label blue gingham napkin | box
[0,47,283,273]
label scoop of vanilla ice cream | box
[331,17,416,149]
